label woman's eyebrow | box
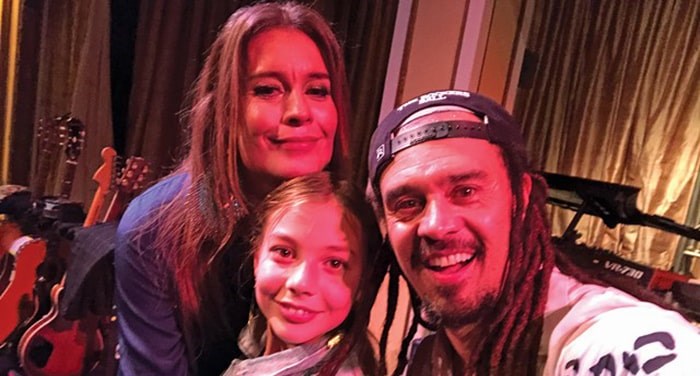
[247,71,330,80]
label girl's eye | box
[271,246,293,259]
[307,85,330,98]
[253,85,282,97]
[326,258,347,271]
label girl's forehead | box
[261,197,365,252]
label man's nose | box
[282,90,311,126]
[417,198,460,240]
[285,261,316,295]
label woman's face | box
[240,27,338,183]
[254,198,363,352]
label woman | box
[114,3,350,375]
[223,172,385,376]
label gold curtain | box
[1,0,21,184]
[515,0,700,269]
[33,0,113,206]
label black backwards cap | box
[368,89,526,193]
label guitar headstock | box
[63,117,86,162]
[36,115,67,157]
[32,115,69,199]
[93,147,118,194]
[116,157,150,195]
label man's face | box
[378,111,514,326]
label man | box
[367,90,700,375]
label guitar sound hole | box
[28,337,53,367]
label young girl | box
[223,172,387,375]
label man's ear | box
[365,179,388,237]
[378,216,388,238]
[519,173,533,218]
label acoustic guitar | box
[31,115,67,200]
[41,116,86,222]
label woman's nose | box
[282,90,311,126]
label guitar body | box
[0,239,46,345]
[18,283,104,376]
[0,253,12,295]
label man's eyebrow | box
[448,171,488,184]
[383,171,489,204]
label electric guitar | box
[96,155,150,376]
[0,239,47,345]
[83,147,117,227]
[18,147,116,376]
[103,156,149,223]
[0,116,67,349]
[0,185,32,294]
[20,148,147,376]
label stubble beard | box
[411,237,499,329]
[422,286,498,329]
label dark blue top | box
[115,174,252,375]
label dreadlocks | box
[478,171,555,375]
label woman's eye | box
[307,85,330,98]
[253,85,281,97]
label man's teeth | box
[427,253,474,268]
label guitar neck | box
[31,152,53,200]
[59,160,78,199]
[83,187,108,227]
[102,192,127,223]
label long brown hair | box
[250,172,387,375]
[136,1,350,360]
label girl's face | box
[254,198,363,353]
[240,27,338,185]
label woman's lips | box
[269,137,321,152]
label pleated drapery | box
[516,0,700,269]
